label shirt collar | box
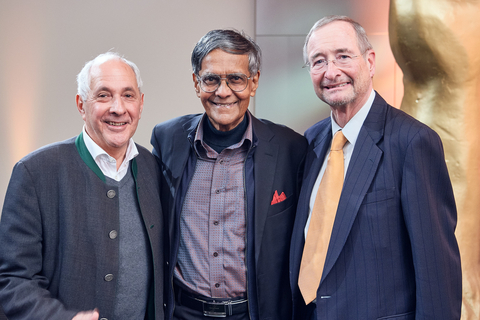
[331,89,375,145]
[82,125,139,164]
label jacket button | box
[109,230,118,239]
[106,190,116,198]
[104,274,114,282]
[100,318,108,320]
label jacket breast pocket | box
[362,187,395,204]
[361,187,399,249]
[268,194,294,217]
[377,311,414,319]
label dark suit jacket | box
[290,93,462,320]
[0,135,164,320]
[151,112,307,320]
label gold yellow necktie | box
[298,130,348,304]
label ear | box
[249,71,260,97]
[366,50,376,78]
[192,73,201,97]
[139,93,144,119]
[76,95,87,121]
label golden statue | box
[389,0,480,318]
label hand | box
[72,309,99,320]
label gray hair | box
[191,29,261,76]
[76,52,143,101]
[303,15,373,64]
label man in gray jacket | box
[0,52,164,320]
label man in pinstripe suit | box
[290,15,462,319]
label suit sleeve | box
[0,162,77,320]
[401,127,462,319]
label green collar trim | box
[75,132,138,183]
[131,156,137,180]
[75,132,106,182]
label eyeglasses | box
[197,73,251,93]
[304,52,366,74]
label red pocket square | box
[271,190,287,205]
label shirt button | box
[109,230,118,239]
[213,221,219,226]
[215,189,220,194]
[106,190,116,198]
[215,283,220,288]
[213,252,218,257]
[104,274,114,282]
[219,159,224,164]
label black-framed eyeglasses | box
[197,73,251,93]
[303,51,367,74]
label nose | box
[110,96,126,114]
[323,60,341,79]
[215,78,233,98]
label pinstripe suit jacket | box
[290,93,462,320]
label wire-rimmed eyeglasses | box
[303,51,367,74]
[197,73,251,93]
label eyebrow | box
[310,48,353,61]
[94,86,137,93]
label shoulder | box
[8,137,80,189]
[304,117,330,144]
[135,143,157,167]
[152,114,202,134]
[18,136,78,167]
[252,116,305,143]
[134,144,161,184]
[251,117,308,161]
[384,104,441,144]
[363,97,443,158]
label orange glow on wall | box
[0,4,45,164]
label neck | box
[203,115,248,153]
[331,90,372,127]
[105,148,127,170]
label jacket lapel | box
[300,122,333,227]
[320,94,387,283]
[290,119,332,288]
[166,116,200,181]
[252,117,278,262]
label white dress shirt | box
[305,90,376,237]
[82,126,139,181]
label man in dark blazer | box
[290,16,462,319]
[0,52,164,320]
[151,29,307,320]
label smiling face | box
[307,21,375,115]
[76,59,144,160]
[194,49,259,132]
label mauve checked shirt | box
[174,115,253,298]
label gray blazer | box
[0,134,164,320]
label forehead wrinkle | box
[311,47,353,60]
[200,72,245,77]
